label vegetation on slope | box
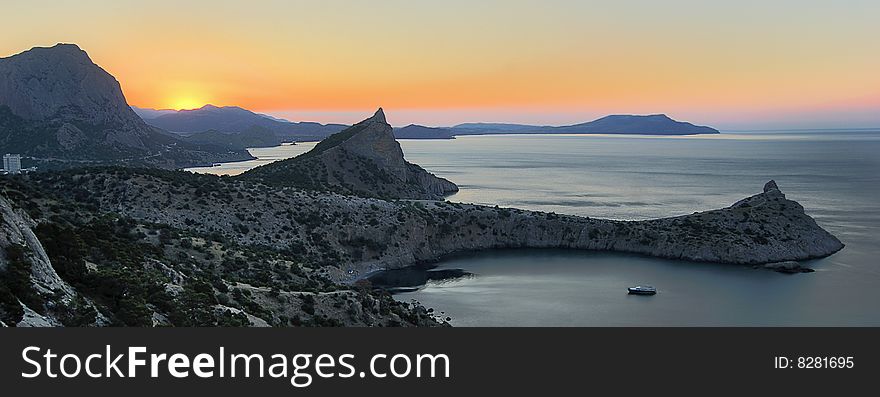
[0,172,442,327]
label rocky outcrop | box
[0,196,75,298]
[0,195,110,326]
[242,109,458,199]
[762,261,814,274]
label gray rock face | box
[0,196,109,326]
[1,196,75,326]
[0,196,75,298]
[0,44,143,126]
[0,44,154,153]
[243,108,459,199]
[17,305,60,327]
[337,109,408,181]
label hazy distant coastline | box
[133,105,721,144]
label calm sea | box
[190,130,880,326]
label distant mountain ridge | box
[553,114,719,135]
[452,122,545,131]
[131,107,177,119]
[449,114,719,136]
[390,114,720,140]
[0,43,252,168]
[393,124,456,139]
[137,105,718,143]
[182,126,283,151]
[135,104,346,142]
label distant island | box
[449,114,720,137]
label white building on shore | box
[3,154,22,174]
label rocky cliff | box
[0,195,109,326]
[0,44,252,168]
[242,109,458,199]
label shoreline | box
[368,246,835,292]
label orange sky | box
[2,0,878,128]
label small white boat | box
[628,285,657,295]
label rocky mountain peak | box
[242,109,458,199]
[763,180,779,192]
[26,43,89,59]
[334,108,407,180]
[371,107,386,124]
[0,43,144,127]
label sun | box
[168,97,207,111]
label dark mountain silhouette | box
[181,126,284,151]
[394,124,456,139]
[450,115,719,136]
[242,109,458,199]
[452,122,544,132]
[131,106,176,119]
[552,114,719,135]
[0,43,251,168]
[138,104,346,142]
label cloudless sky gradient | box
[2,0,878,128]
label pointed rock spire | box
[763,180,779,193]
[371,108,386,124]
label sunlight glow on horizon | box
[2,0,878,128]
[167,98,210,111]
